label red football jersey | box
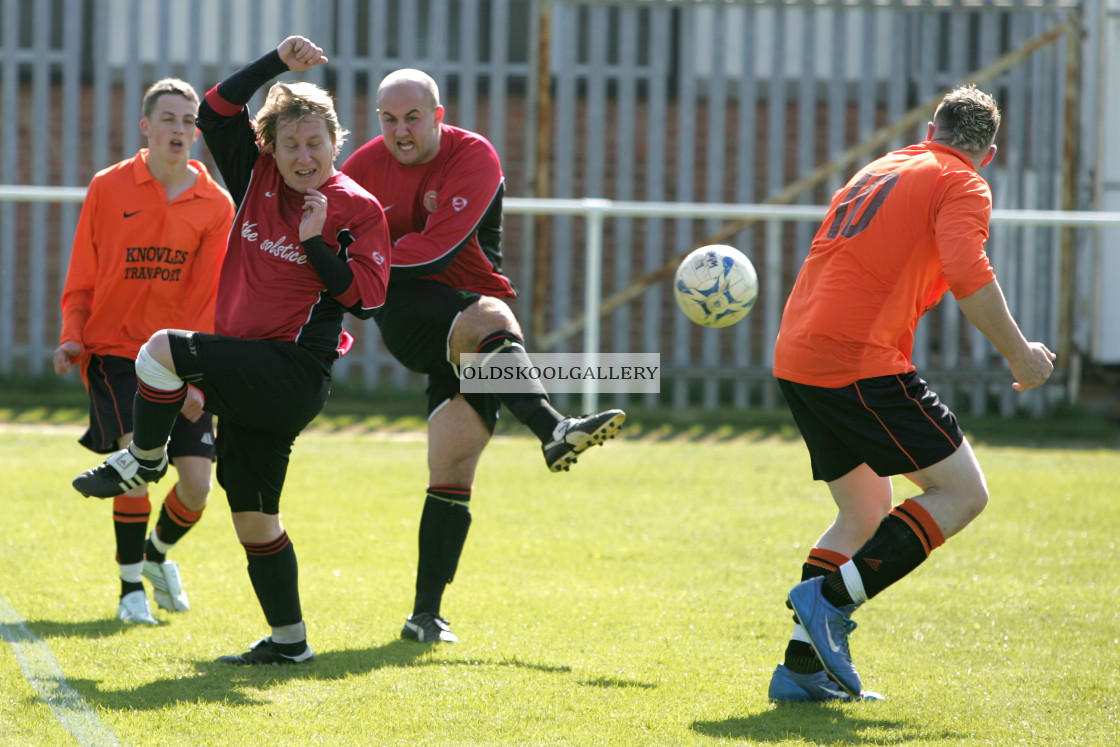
[342,124,514,298]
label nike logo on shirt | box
[124,210,142,218]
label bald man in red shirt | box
[343,69,625,645]
[769,85,1055,702]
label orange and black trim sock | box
[243,531,302,629]
[145,485,204,563]
[822,499,946,607]
[113,493,151,596]
[785,547,849,673]
[414,485,472,617]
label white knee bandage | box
[135,343,184,390]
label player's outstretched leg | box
[543,409,627,472]
[471,329,626,472]
[767,664,883,703]
[786,577,861,697]
[74,447,168,498]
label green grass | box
[3,373,1118,448]
[1,421,1118,746]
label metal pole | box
[581,199,609,414]
[530,0,553,345]
[1058,3,1086,400]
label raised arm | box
[276,36,328,71]
[197,37,328,205]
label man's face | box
[140,94,200,163]
[377,82,443,166]
[273,115,335,193]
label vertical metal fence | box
[0,0,1100,416]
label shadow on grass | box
[23,618,137,641]
[73,641,573,710]
[579,675,656,689]
[692,706,966,743]
[2,376,1118,448]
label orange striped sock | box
[891,498,946,554]
[113,493,151,567]
[147,485,205,561]
[804,547,849,579]
[824,498,949,605]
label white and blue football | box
[673,244,759,328]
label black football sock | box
[269,640,308,656]
[113,493,150,599]
[268,636,308,657]
[131,381,187,453]
[475,330,563,441]
[414,487,472,617]
[120,580,144,597]
[821,499,947,608]
[113,493,151,565]
[243,532,303,628]
[785,547,848,674]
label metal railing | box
[4,184,1115,413]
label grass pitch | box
[0,417,1117,746]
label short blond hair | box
[932,84,1001,154]
[254,81,349,156]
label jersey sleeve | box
[388,138,503,279]
[184,191,234,332]
[197,51,288,205]
[935,173,996,299]
[332,196,391,317]
[197,98,258,206]
[59,177,102,345]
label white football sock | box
[271,621,307,645]
[119,561,143,584]
[839,561,869,605]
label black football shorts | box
[81,353,215,460]
[372,280,501,432]
[778,371,964,482]
[166,331,332,514]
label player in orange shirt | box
[54,78,234,625]
[768,85,1056,702]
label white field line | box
[0,595,120,746]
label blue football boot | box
[787,577,861,697]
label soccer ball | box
[673,244,759,328]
